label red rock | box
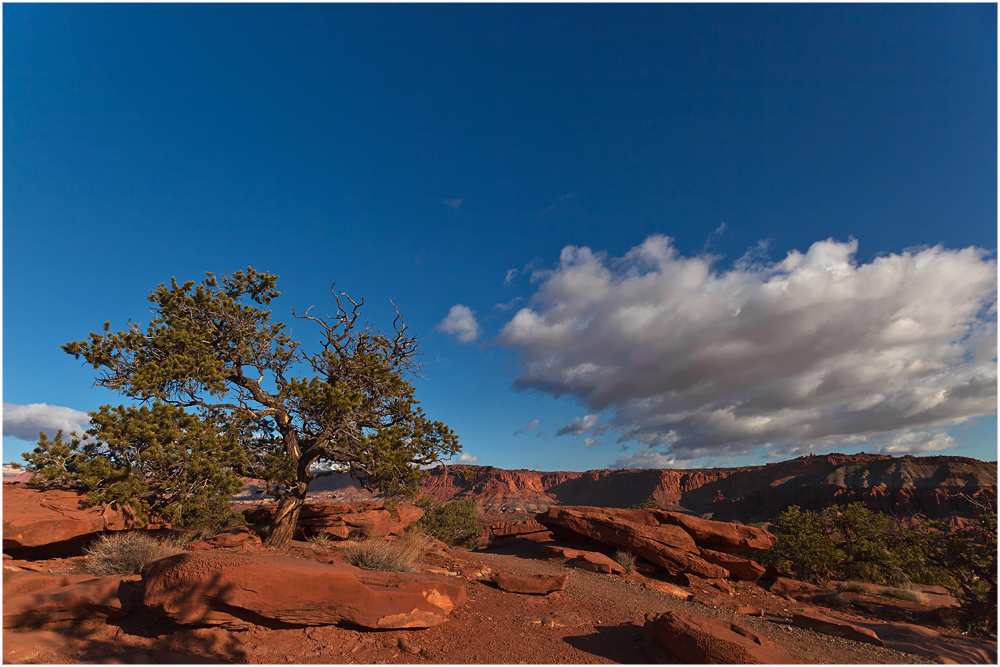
[766,576,825,602]
[736,604,765,617]
[642,578,693,599]
[489,520,548,538]
[186,526,262,550]
[2,570,99,598]
[493,572,568,595]
[569,551,625,575]
[698,548,766,581]
[540,545,587,559]
[792,612,884,646]
[2,629,70,663]
[3,577,135,628]
[2,485,129,549]
[656,511,775,552]
[644,610,801,663]
[141,551,465,629]
[536,507,728,579]
[243,501,423,540]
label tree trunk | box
[263,494,304,548]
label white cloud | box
[556,414,599,436]
[436,304,481,344]
[877,430,959,455]
[504,269,519,287]
[513,418,540,436]
[455,452,480,464]
[500,236,997,461]
[495,297,523,312]
[444,198,463,209]
[611,447,691,469]
[3,403,91,441]
[584,438,599,449]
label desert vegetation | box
[22,268,460,546]
[765,499,997,633]
[345,534,427,572]
[83,531,186,576]
[413,497,479,547]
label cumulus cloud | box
[500,236,997,466]
[3,403,91,441]
[444,198,463,209]
[436,304,481,343]
[495,297,523,312]
[584,438,599,449]
[556,414,599,436]
[513,419,540,436]
[877,430,959,455]
[455,452,480,464]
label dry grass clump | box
[306,532,338,550]
[345,533,426,572]
[84,531,185,576]
[821,592,852,609]
[880,585,928,604]
[614,550,637,573]
[837,580,877,594]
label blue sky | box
[3,4,997,471]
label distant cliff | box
[415,453,997,522]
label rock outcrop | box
[142,551,466,629]
[792,612,885,647]
[536,506,771,581]
[643,610,801,663]
[242,501,423,540]
[3,575,136,628]
[2,484,131,554]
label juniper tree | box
[58,268,460,547]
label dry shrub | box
[614,550,637,573]
[84,531,184,576]
[880,585,929,604]
[306,532,337,550]
[821,592,852,609]
[346,534,426,572]
[837,580,876,594]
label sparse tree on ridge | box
[51,268,460,547]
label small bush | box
[614,550,637,573]
[629,499,658,510]
[345,534,426,572]
[84,531,184,575]
[837,580,876,595]
[413,498,479,547]
[880,585,929,604]
[821,592,852,609]
[306,532,336,550]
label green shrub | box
[821,592,852,609]
[770,505,844,583]
[84,531,184,575]
[614,550,637,573]
[345,534,426,572]
[629,499,658,510]
[822,503,910,585]
[413,498,479,547]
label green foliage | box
[915,500,997,634]
[345,534,426,572]
[413,498,479,547]
[629,499,658,510]
[769,505,844,583]
[768,500,997,634]
[54,268,460,546]
[23,403,247,529]
[83,531,185,576]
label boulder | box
[2,485,129,550]
[243,501,423,540]
[766,576,825,602]
[641,578,692,599]
[792,612,884,647]
[698,548,766,581]
[3,577,136,628]
[644,610,801,664]
[654,511,776,552]
[736,604,765,617]
[493,572,568,595]
[569,551,625,575]
[142,551,465,629]
[3,570,99,598]
[489,520,548,538]
[536,507,728,579]
[186,526,262,551]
